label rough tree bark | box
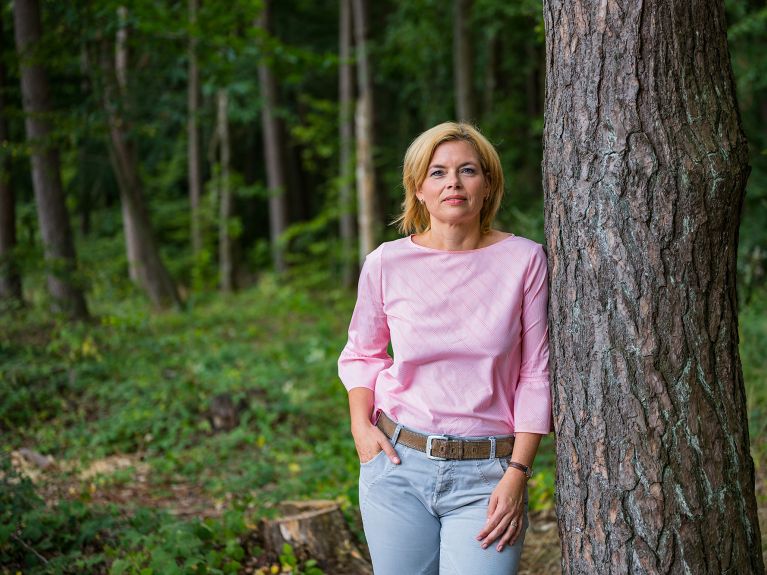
[339,0,356,288]
[13,0,88,318]
[257,0,288,274]
[188,0,202,258]
[216,89,233,292]
[453,0,474,123]
[351,0,377,261]
[543,1,764,573]
[99,7,181,310]
[0,8,22,304]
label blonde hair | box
[392,122,504,235]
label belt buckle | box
[426,435,449,460]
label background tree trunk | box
[100,8,181,310]
[339,0,356,288]
[0,8,22,304]
[257,0,288,274]
[453,0,474,123]
[542,1,764,573]
[188,0,202,259]
[351,0,377,261]
[216,89,233,292]
[13,0,88,318]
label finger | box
[495,518,520,552]
[479,516,511,548]
[476,501,505,540]
[379,440,400,464]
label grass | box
[1,266,765,573]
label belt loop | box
[391,423,403,446]
[488,437,496,459]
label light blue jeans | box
[358,422,529,575]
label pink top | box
[338,234,552,436]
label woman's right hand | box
[352,421,401,464]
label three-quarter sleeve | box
[513,244,553,433]
[338,246,393,391]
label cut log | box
[260,500,372,575]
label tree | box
[0,7,22,304]
[188,0,203,259]
[542,1,764,573]
[13,0,88,318]
[257,0,288,274]
[453,0,474,122]
[338,0,356,288]
[96,6,181,310]
[215,89,233,292]
[351,0,377,261]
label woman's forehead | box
[429,140,481,164]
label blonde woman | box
[338,122,552,574]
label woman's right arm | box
[338,247,400,464]
[348,388,400,464]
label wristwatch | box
[507,460,533,480]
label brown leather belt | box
[375,411,514,460]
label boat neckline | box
[407,233,516,253]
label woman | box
[338,122,552,574]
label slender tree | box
[339,0,356,288]
[543,1,764,573]
[188,0,202,258]
[216,89,233,292]
[97,7,180,309]
[13,0,88,318]
[257,0,288,273]
[453,0,474,122]
[351,0,377,261]
[0,8,22,304]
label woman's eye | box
[461,167,476,174]
[430,170,444,177]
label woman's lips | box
[443,196,467,205]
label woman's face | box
[416,140,489,230]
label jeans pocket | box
[360,448,387,467]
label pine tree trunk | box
[99,9,180,310]
[351,0,377,261]
[542,1,764,573]
[188,0,202,258]
[257,0,288,274]
[0,8,22,304]
[339,0,356,288]
[13,0,87,318]
[453,0,474,123]
[216,89,233,292]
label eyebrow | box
[428,162,479,169]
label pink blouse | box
[338,234,552,437]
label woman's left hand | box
[475,470,526,552]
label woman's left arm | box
[476,244,553,552]
[475,432,542,552]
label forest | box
[1,0,766,573]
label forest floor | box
[2,277,766,573]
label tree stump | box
[261,500,372,575]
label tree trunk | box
[453,0,474,122]
[188,0,202,258]
[542,1,763,574]
[260,500,373,575]
[351,0,377,261]
[257,0,288,274]
[216,89,233,292]
[482,29,497,121]
[13,0,88,318]
[339,0,356,288]
[99,9,180,310]
[0,8,22,304]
